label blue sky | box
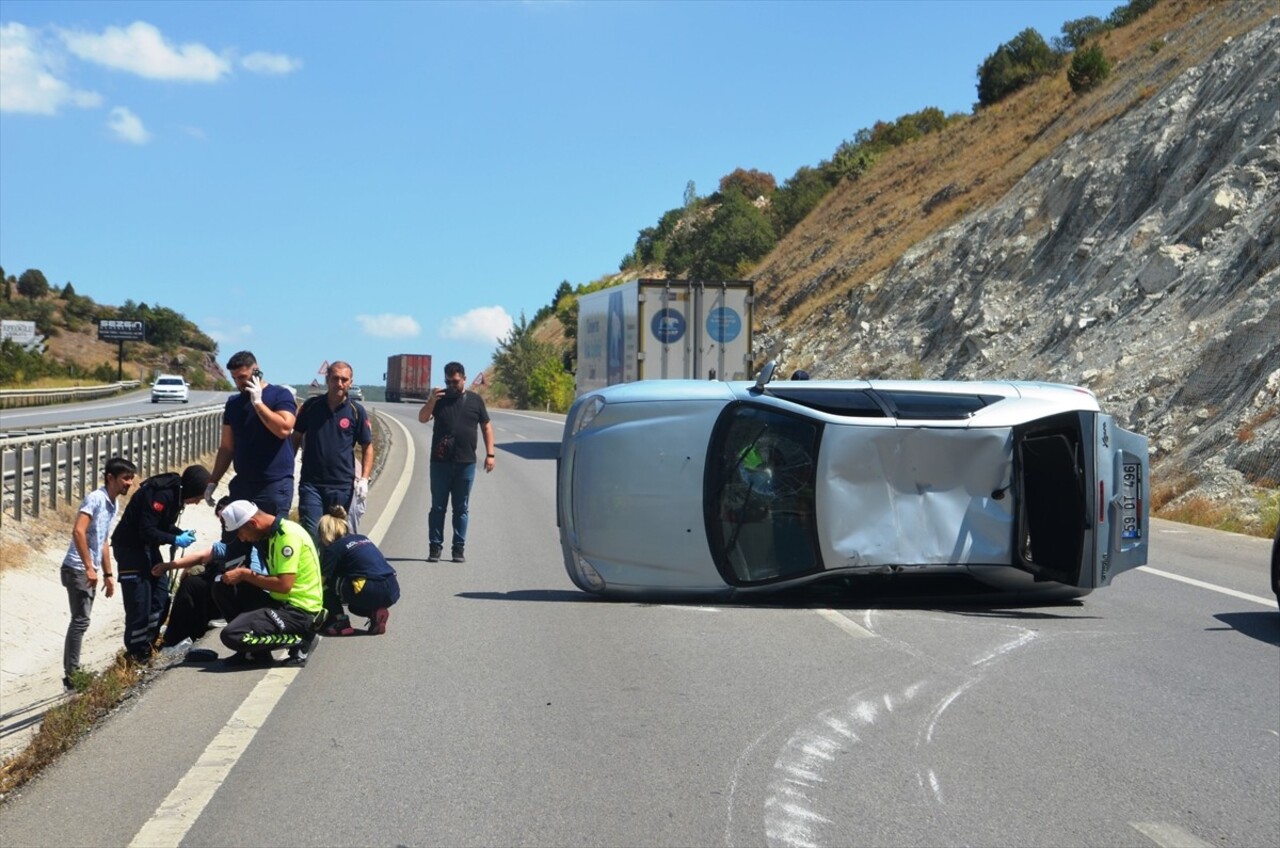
[1,0,1119,386]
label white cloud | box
[107,106,150,144]
[356,314,421,339]
[204,319,253,346]
[440,306,514,344]
[0,22,102,114]
[241,51,302,75]
[59,21,230,82]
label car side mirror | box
[752,360,777,394]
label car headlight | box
[572,395,606,435]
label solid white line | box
[128,409,419,847]
[491,409,565,424]
[1137,566,1277,608]
[1130,821,1213,848]
[128,668,300,847]
[365,411,416,547]
[814,608,875,638]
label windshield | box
[158,378,183,386]
[705,403,822,585]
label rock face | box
[760,15,1279,521]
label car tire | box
[152,398,158,403]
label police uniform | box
[111,473,186,660]
[220,517,325,661]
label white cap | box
[220,500,259,532]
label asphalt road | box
[0,400,1276,848]
[0,389,225,431]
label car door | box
[1091,415,1150,587]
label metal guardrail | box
[0,381,142,409]
[0,407,222,524]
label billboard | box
[98,319,146,342]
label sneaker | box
[286,634,321,667]
[160,637,194,658]
[207,618,228,629]
[368,608,390,635]
[428,544,442,563]
[62,675,75,692]
[322,615,356,637]
[452,546,465,563]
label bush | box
[977,28,1060,106]
[1068,44,1112,94]
[17,268,50,298]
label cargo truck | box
[384,354,432,403]
[575,279,753,396]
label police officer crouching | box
[217,500,326,666]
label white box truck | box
[575,279,754,395]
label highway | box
[0,400,1276,847]
[0,389,225,431]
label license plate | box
[1120,462,1142,539]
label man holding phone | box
[206,350,299,516]
[417,361,494,563]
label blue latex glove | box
[175,530,197,548]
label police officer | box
[111,465,208,661]
[217,500,325,666]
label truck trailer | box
[575,279,753,396]
[384,353,432,403]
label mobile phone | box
[252,368,263,379]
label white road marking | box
[128,668,299,847]
[1137,566,1277,608]
[814,608,875,638]
[1130,821,1213,848]
[127,411,416,847]
[491,409,564,424]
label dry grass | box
[1237,407,1278,442]
[751,0,1274,333]
[1156,493,1277,538]
[0,655,144,799]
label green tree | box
[491,312,560,409]
[1055,16,1108,53]
[770,166,832,236]
[977,28,1058,106]
[527,358,575,413]
[718,168,776,201]
[61,281,76,298]
[683,180,698,209]
[556,292,579,340]
[17,268,50,298]
[1107,0,1158,29]
[689,189,777,280]
[1068,44,1112,94]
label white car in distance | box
[151,374,190,404]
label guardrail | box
[1,407,222,524]
[0,381,143,410]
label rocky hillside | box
[751,3,1278,530]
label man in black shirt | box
[417,361,494,562]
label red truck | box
[384,354,432,403]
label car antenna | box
[752,360,777,394]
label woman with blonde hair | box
[317,505,400,635]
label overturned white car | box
[557,364,1150,600]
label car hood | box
[569,400,725,590]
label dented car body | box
[557,368,1150,600]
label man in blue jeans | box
[417,361,494,563]
[291,361,374,542]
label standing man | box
[291,361,373,541]
[217,500,325,666]
[60,457,136,688]
[417,361,494,563]
[205,351,298,516]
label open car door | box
[1092,415,1150,587]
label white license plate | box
[1120,462,1142,539]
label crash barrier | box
[0,407,222,525]
[0,381,142,410]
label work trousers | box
[118,570,170,661]
[221,603,320,655]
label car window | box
[158,378,183,386]
[706,404,822,585]
[875,391,1003,420]
[767,387,886,417]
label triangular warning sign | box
[317,360,329,375]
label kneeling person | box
[317,506,400,636]
[218,500,325,665]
